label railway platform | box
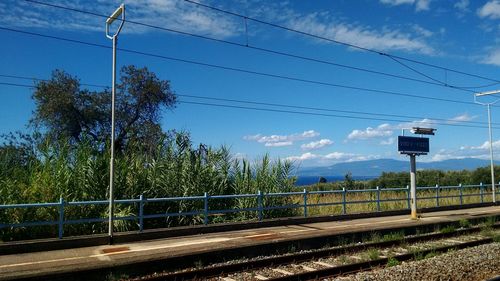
[1,205,499,280]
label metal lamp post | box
[474,90,500,203]
[106,4,125,244]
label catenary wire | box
[0,80,492,125]
[178,101,497,129]
[19,0,488,93]
[0,74,108,89]
[1,81,498,129]
[0,27,481,106]
[182,0,500,88]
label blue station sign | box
[398,136,429,155]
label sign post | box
[410,154,417,219]
[398,128,434,220]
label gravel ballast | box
[333,243,500,281]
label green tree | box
[31,66,177,152]
[344,172,355,190]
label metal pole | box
[108,35,117,243]
[410,154,417,219]
[487,104,496,203]
[303,189,308,218]
[105,3,124,245]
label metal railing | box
[1,183,498,239]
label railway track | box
[129,223,500,281]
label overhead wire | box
[0,27,480,106]
[178,101,496,130]
[182,0,500,88]
[19,0,487,94]
[0,74,108,89]
[0,81,498,129]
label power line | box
[178,101,497,130]
[0,74,108,89]
[0,79,495,125]
[1,81,498,129]
[0,27,479,106]
[20,0,479,94]
[179,94,498,126]
[183,0,500,86]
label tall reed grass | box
[0,134,297,240]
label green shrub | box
[459,219,470,228]
[440,225,456,234]
[386,257,400,267]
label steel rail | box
[131,223,500,281]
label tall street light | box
[474,90,500,203]
[106,3,125,244]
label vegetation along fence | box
[1,183,499,240]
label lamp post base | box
[411,210,418,220]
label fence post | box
[436,184,440,207]
[342,188,347,215]
[406,185,411,209]
[139,194,144,232]
[459,183,463,205]
[58,197,64,239]
[303,189,308,218]
[376,186,381,212]
[204,192,209,225]
[257,190,263,221]
[480,182,484,203]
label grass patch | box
[366,248,381,260]
[492,234,500,243]
[194,260,204,269]
[366,232,381,243]
[424,250,438,259]
[485,217,497,227]
[386,257,400,267]
[440,225,456,234]
[459,219,470,228]
[481,226,494,237]
[413,251,424,261]
[382,231,405,242]
[338,255,350,264]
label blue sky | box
[3,0,500,168]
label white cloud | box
[471,140,500,150]
[380,0,414,5]
[478,1,500,19]
[412,24,433,37]
[286,151,380,165]
[265,141,293,147]
[301,139,333,150]
[233,152,247,160]
[448,113,476,123]
[286,152,319,161]
[345,116,455,143]
[454,0,470,12]
[379,0,431,12]
[324,152,354,160]
[0,0,240,38]
[286,151,378,163]
[431,140,500,161]
[481,48,500,66]
[244,130,320,147]
[288,13,434,55]
[347,123,393,140]
[380,137,395,145]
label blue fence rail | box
[1,183,498,239]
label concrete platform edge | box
[1,202,497,255]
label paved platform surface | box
[1,206,499,280]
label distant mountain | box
[297,158,496,178]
